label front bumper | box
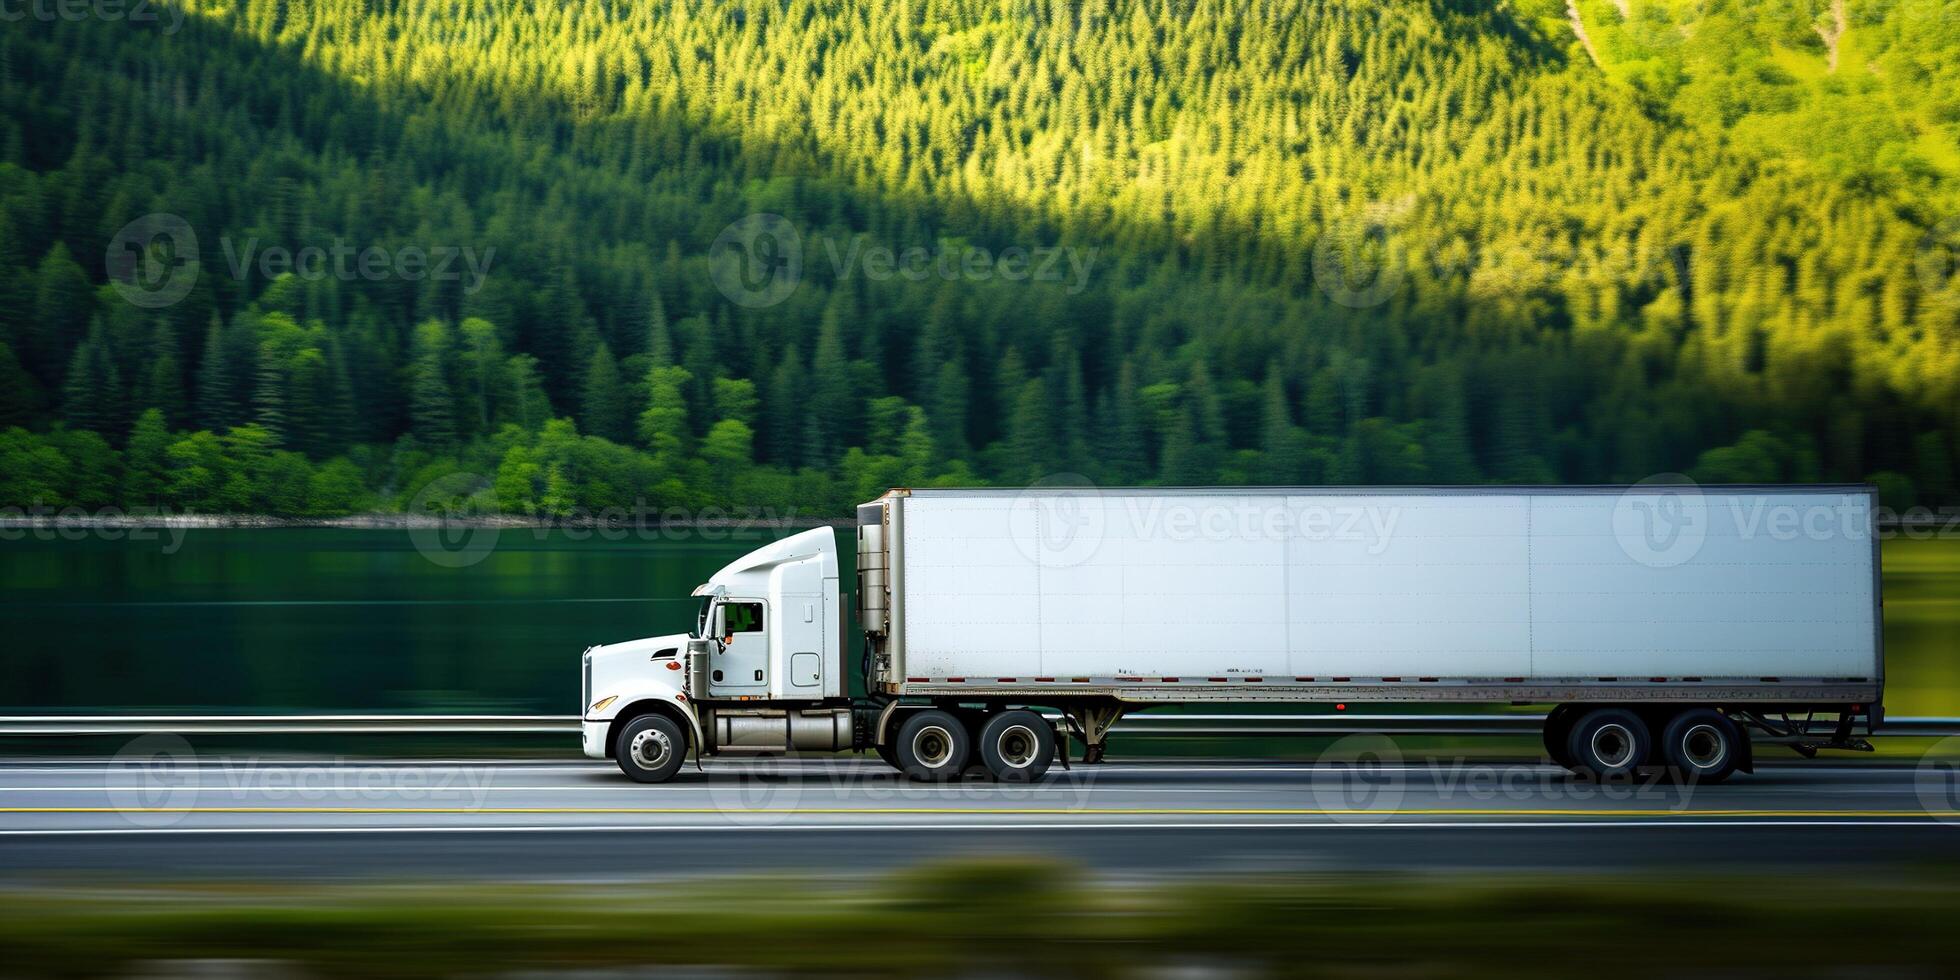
[581,718,610,759]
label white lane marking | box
[0,761,1932,776]
[0,819,1949,837]
[0,787,1304,797]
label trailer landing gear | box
[1065,702,1124,764]
[1743,709,1875,758]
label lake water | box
[2,527,1956,716]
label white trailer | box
[580,485,1882,783]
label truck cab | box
[579,527,851,781]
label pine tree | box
[1104,360,1148,483]
[30,242,94,384]
[809,305,854,460]
[253,342,288,447]
[196,316,238,432]
[408,322,457,447]
[0,340,45,428]
[639,363,692,459]
[1260,373,1308,484]
[581,343,628,443]
[142,323,187,428]
[60,321,124,437]
[764,345,803,467]
[123,407,171,506]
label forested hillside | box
[2,0,1956,517]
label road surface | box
[1,756,1955,878]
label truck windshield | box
[695,597,713,638]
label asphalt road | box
[2,755,1957,878]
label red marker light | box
[1336,703,1346,710]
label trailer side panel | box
[887,486,1878,703]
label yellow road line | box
[0,807,1955,817]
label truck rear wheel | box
[978,710,1054,782]
[1659,708,1741,783]
[1542,705,1579,770]
[1565,708,1650,780]
[895,710,970,782]
[614,713,687,783]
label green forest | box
[1,0,1957,518]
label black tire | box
[978,710,1055,782]
[874,739,900,769]
[1543,705,1580,770]
[614,713,687,783]
[1565,707,1651,780]
[1658,708,1741,783]
[894,709,970,782]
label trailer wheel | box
[895,710,970,782]
[1659,708,1741,783]
[1542,705,1579,770]
[1565,708,1650,780]
[614,713,687,783]
[978,710,1054,782]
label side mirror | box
[708,605,725,637]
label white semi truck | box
[580,485,1883,783]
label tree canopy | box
[1,0,1956,516]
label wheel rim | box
[996,725,1039,769]
[1590,723,1636,769]
[912,726,954,768]
[1681,723,1727,770]
[630,727,673,770]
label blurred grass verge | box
[5,860,1960,977]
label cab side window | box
[724,602,764,633]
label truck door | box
[710,599,769,695]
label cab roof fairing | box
[690,527,838,597]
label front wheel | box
[614,713,687,783]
